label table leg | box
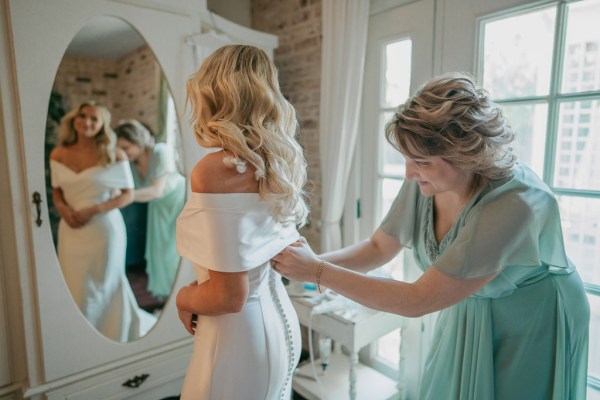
[349,351,358,400]
[398,326,407,400]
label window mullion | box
[544,2,569,185]
[552,188,600,198]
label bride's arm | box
[177,271,249,315]
[176,272,249,335]
[176,150,259,334]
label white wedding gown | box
[50,160,156,342]
[176,193,301,400]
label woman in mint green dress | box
[116,120,186,299]
[273,72,590,399]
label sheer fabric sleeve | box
[434,183,572,279]
[148,143,174,181]
[379,179,421,248]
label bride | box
[175,44,309,400]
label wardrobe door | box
[7,0,197,384]
[0,263,10,387]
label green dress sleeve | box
[435,170,573,279]
[147,142,175,181]
[379,179,422,248]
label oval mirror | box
[44,15,185,342]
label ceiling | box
[64,16,147,59]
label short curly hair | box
[385,71,516,180]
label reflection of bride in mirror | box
[49,102,157,342]
[115,119,185,300]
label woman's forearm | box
[133,175,168,202]
[321,239,387,273]
[314,260,496,318]
[96,189,134,213]
[317,261,424,317]
[133,185,164,202]
[321,229,402,273]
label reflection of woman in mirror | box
[49,102,157,342]
[175,45,308,399]
[115,119,186,300]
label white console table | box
[289,290,408,400]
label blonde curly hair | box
[385,72,516,180]
[186,45,308,226]
[57,101,116,165]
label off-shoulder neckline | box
[190,191,260,196]
[50,159,127,175]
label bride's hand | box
[176,280,199,335]
[177,307,197,335]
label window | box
[361,1,599,395]
[372,37,412,370]
[480,1,600,395]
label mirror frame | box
[46,17,186,338]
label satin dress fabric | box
[380,164,590,400]
[50,160,157,342]
[176,193,301,400]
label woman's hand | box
[177,308,197,336]
[72,205,99,226]
[271,237,321,282]
[177,280,199,335]
[58,205,84,229]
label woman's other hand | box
[272,237,321,282]
[177,308,197,336]
[72,205,99,226]
[60,206,84,229]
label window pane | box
[382,39,412,108]
[380,178,404,223]
[381,112,406,176]
[558,196,600,286]
[553,100,600,190]
[375,178,405,367]
[482,7,556,99]
[588,294,600,378]
[561,0,600,94]
[501,103,547,177]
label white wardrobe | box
[0,0,276,398]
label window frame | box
[475,0,600,392]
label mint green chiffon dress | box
[132,143,186,298]
[380,164,590,400]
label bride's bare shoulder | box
[191,151,258,194]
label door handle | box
[32,191,43,227]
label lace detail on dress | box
[424,196,458,263]
[269,267,295,399]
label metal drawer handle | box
[122,373,150,388]
[32,191,43,227]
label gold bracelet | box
[316,259,325,293]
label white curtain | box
[319,0,369,251]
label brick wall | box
[252,0,323,251]
[53,45,161,133]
